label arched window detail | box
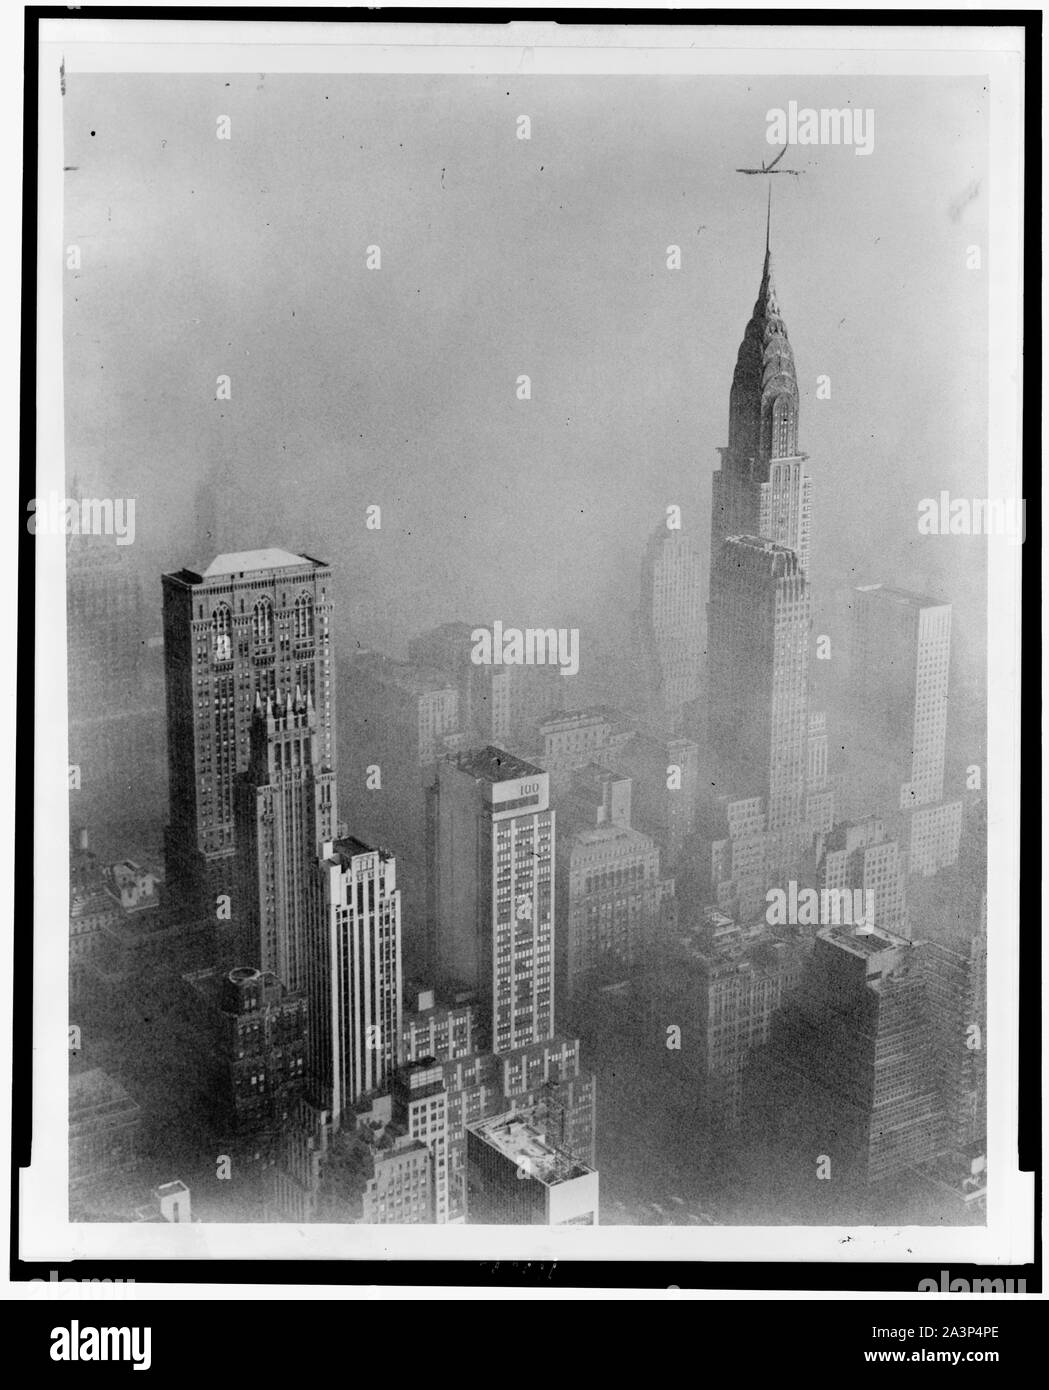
[294,593,314,641]
[211,605,232,661]
[252,598,274,645]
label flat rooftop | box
[470,1111,592,1186]
[325,835,391,866]
[348,652,458,696]
[820,922,912,957]
[455,747,544,784]
[539,706,619,730]
[69,1068,139,1119]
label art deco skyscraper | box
[308,838,403,1126]
[235,689,336,990]
[429,748,555,1053]
[161,549,336,913]
[708,535,810,831]
[710,215,812,576]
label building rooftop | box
[203,548,312,576]
[348,651,458,697]
[69,1068,140,1121]
[455,746,544,784]
[470,1111,592,1186]
[538,706,620,731]
[322,835,393,868]
[854,583,950,611]
[820,922,912,957]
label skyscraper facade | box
[708,536,810,832]
[748,924,947,1183]
[67,531,167,835]
[161,549,335,913]
[308,837,403,1126]
[635,521,704,731]
[235,690,336,990]
[850,584,952,810]
[430,748,555,1053]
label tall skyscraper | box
[747,923,946,1184]
[849,584,961,876]
[161,549,335,913]
[308,837,403,1127]
[235,690,336,990]
[708,535,810,831]
[850,584,952,810]
[67,530,167,836]
[429,748,554,1053]
[635,520,704,732]
[710,217,812,576]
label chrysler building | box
[710,212,812,577]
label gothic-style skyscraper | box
[235,688,336,991]
[710,214,812,576]
[162,549,336,914]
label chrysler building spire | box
[710,199,811,577]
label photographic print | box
[20,17,1029,1278]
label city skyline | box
[59,70,992,1234]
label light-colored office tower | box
[235,690,336,990]
[162,548,335,912]
[466,1109,599,1225]
[308,837,403,1126]
[749,924,947,1183]
[817,816,908,937]
[850,584,952,810]
[710,223,812,577]
[708,536,810,832]
[850,585,961,876]
[430,748,555,1053]
[635,521,704,731]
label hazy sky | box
[63,72,989,677]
